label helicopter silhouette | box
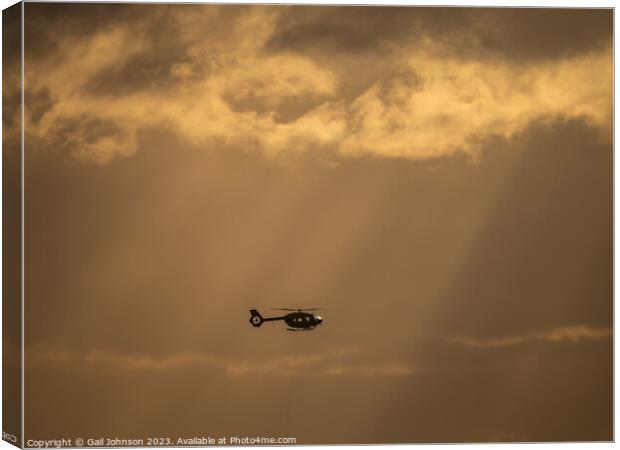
[249,308,323,331]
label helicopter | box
[249,308,324,331]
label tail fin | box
[249,309,263,327]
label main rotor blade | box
[271,308,323,311]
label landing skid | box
[286,327,315,331]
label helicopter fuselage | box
[283,312,322,329]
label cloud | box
[341,49,611,160]
[266,7,612,62]
[447,325,612,348]
[23,5,612,166]
[26,345,416,377]
[323,364,416,376]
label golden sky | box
[5,4,613,443]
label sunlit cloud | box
[26,345,416,377]
[23,7,612,165]
[322,364,416,376]
[341,49,612,160]
[447,325,612,348]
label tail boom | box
[249,309,287,327]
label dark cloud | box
[25,3,257,98]
[25,4,182,96]
[77,6,218,97]
[222,89,332,124]
[376,65,424,108]
[2,2,21,68]
[33,114,130,163]
[3,3,21,133]
[475,8,612,61]
[25,3,137,60]
[267,7,611,62]
[265,6,467,55]
[25,87,53,125]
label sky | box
[3,3,613,444]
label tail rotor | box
[249,309,263,327]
